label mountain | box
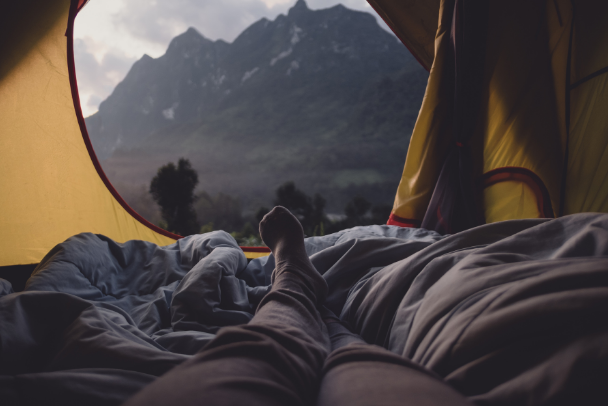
[85,0,428,214]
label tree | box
[274,182,312,222]
[310,193,327,236]
[273,181,327,236]
[344,196,372,224]
[256,207,270,224]
[371,204,392,225]
[150,158,199,236]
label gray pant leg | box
[318,344,472,406]
[124,272,329,406]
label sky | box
[74,0,389,117]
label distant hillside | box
[85,0,428,214]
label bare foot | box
[259,206,327,303]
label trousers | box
[124,258,471,406]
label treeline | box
[149,159,392,245]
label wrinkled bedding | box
[2,213,608,405]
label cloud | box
[74,37,137,116]
[113,0,387,46]
[113,0,289,46]
[308,0,371,11]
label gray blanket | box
[1,213,608,405]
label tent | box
[376,0,608,233]
[1,0,607,283]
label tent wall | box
[384,0,454,228]
[384,0,608,230]
[473,0,567,220]
[563,0,608,214]
[0,0,178,267]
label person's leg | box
[319,306,366,350]
[125,207,329,406]
[318,317,471,406]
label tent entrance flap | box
[388,0,608,230]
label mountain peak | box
[288,0,309,16]
[164,27,209,55]
[183,27,204,39]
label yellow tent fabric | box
[381,0,608,227]
[0,0,178,267]
[565,1,608,214]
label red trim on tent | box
[387,214,421,228]
[366,1,431,72]
[480,167,555,219]
[66,0,182,241]
[76,0,89,12]
[435,206,450,233]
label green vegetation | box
[272,181,327,237]
[196,192,243,233]
[149,159,394,244]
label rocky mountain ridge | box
[85,0,428,213]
